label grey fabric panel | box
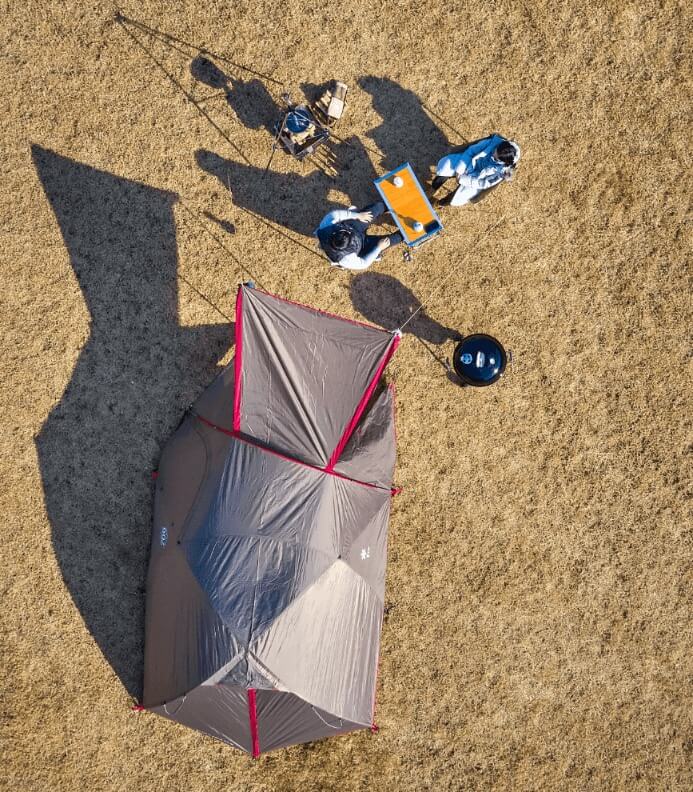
[150,685,251,752]
[216,653,276,689]
[144,416,241,707]
[341,497,391,603]
[239,286,394,466]
[193,358,235,431]
[329,474,392,600]
[194,435,338,556]
[251,561,382,725]
[333,385,396,488]
[183,436,337,648]
[255,690,364,753]
[183,534,335,646]
[143,545,241,707]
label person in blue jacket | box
[315,202,403,271]
[430,134,520,207]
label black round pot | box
[452,334,507,386]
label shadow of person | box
[190,55,278,132]
[32,146,233,699]
[358,76,450,175]
[350,272,461,344]
[196,134,379,238]
[190,54,227,89]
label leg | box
[361,231,404,260]
[447,183,479,207]
[430,175,450,192]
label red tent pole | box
[247,688,260,759]
[233,286,245,432]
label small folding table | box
[374,162,443,250]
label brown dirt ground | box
[1,1,691,790]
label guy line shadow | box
[32,145,235,698]
[113,12,254,167]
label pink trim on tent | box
[247,688,260,758]
[388,382,402,496]
[232,287,244,432]
[326,334,400,472]
[251,286,392,334]
[389,382,399,449]
[193,414,396,494]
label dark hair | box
[495,141,517,167]
[330,229,351,250]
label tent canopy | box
[143,286,399,755]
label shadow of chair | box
[32,146,233,698]
[196,132,379,239]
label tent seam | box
[192,413,397,494]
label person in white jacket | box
[431,134,520,207]
[315,202,403,271]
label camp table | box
[374,163,443,248]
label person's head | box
[329,228,351,250]
[494,140,519,167]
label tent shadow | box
[32,146,233,699]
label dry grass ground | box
[1,1,691,790]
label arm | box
[332,252,372,271]
[461,134,504,174]
[458,168,506,191]
[334,239,386,271]
[478,171,506,189]
[316,209,361,231]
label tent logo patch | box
[160,526,169,547]
[360,546,370,560]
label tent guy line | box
[114,15,253,166]
[177,198,270,291]
[396,219,504,332]
[114,11,285,87]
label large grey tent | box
[142,285,400,756]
